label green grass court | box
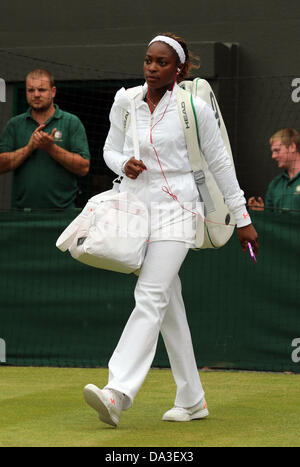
[0,366,299,447]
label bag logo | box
[77,237,87,246]
[123,111,130,131]
[180,101,190,129]
[210,92,221,128]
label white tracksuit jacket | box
[103,82,251,247]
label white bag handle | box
[130,98,140,161]
[125,86,143,161]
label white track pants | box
[105,241,205,410]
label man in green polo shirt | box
[248,128,300,212]
[0,69,90,209]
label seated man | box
[248,128,300,212]
[0,69,90,209]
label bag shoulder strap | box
[181,78,235,170]
[177,82,225,215]
[122,85,143,132]
[176,86,204,173]
[121,86,143,161]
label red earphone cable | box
[148,76,234,227]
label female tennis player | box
[83,32,259,427]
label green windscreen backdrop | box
[0,210,300,373]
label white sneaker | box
[162,398,209,422]
[83,384,123,427]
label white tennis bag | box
[56,88,149,274]
[177,78,236,249]
[56,185,149,274]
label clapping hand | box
[248,196,264,211]
[32,125,57,151]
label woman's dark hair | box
[152,32,200,80]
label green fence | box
[0,210,300,372]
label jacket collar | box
[114,82,179,110]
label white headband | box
[148,35,186,64]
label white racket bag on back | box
[177,78,236,249]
